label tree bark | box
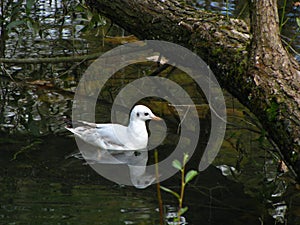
[87,0,300,178]
[248,0,300,175]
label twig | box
[155,149,164,225]
[281,37,300,57]
[1,64,16,82]
[149,64,170,77]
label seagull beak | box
[151,115,162,121]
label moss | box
[266,101,279,122]
[211,47,223,56]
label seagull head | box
[130,105,162,122]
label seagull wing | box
[95,124,131,150]
[66,123,132,150]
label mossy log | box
[86,0,300,179]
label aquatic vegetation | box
[159,153,198,224]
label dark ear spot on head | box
[134,151,141,156]
[137,112,140,117]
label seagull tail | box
[65,126,81,138]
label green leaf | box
[26,0,35,14]
[11,1,23,18]
[178,206,188,216]
[160,186,180,199]
[296,17,300,28]
[7,20,26,31]
[74,3,86,12]
[185,170,198,184]
[172,159,182,170]
[26,19,40,35]
[183,153,189,166]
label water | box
[0,134,271,225]
[1,0,300,224]
[0,135,159,225]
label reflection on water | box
[0,134,270,225]
[0,134,134,224]
[2,0,88,59]
[0,179,158,224]
[1,0,300,224]
[0,135,159,225]
[0,77,73,135]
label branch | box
[87,0,300,179]
[0,52,102,64]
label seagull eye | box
[144,112,149,116]
[137,113,140,117]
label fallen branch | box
[0,52,102,64]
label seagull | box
[66,105,162,189]
[66,105,162,151]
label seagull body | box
[66,105,162,151]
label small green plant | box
[279,0,289,33]
[160,153,198,223]
[283,17,300,54]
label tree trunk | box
[248,0,300,175]
[87,0,300,178]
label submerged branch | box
[0,52,102,64]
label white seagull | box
[66,105,162,189]
[66,105,162,151]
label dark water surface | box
[0,134,272,225]
[0,136,159,225]
[1,0,300,225]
